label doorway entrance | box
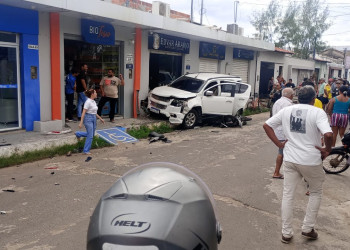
[0,32,20,131]
[149,53,182,90]
[259,62,274,98]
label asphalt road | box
[1,112,350,250]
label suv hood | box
[151,86,197,99]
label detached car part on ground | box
[147,73,251,129]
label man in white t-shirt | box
[97,69,125,122]
[271,88,294,179]
[263,86,333,244]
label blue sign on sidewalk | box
[97,127,138,145]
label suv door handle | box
[239,98,245,100]
[226,100,233,103]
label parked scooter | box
[323,132,350,174]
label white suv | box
[147,73,251,128]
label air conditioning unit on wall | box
[152,1,170,17]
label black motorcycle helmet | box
[87,162,222,250]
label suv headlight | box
[170,99,187,107]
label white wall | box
[38,12,52,121]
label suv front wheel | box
[183,109,198,129]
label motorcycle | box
[323,132,350,174]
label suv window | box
[170,76,204,93]
[221,84,235,97]
[235,83,249,94]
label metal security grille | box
[199,58,218,73]
[231,59,248,83]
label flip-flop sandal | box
[273,175,284,179]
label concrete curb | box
[0,120,169,158]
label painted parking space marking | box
[96,127,138,145]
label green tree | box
[251,0,330,59]
[277,0,330,59]
[250,0,281,42]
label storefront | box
[148,33,190,90]
[64,19,123,116]
[0,5,39,131]
[231,48,254,83]
[198,42,225,73]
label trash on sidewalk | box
[45,129,72,135]
[51,172,55,175]
[148,132,172,144]
[0,211,6,215]
[54,183,60,186]
[0,143,11,147]
[97,127,138,145]
[66,151,72,157]
[85,156,92,162]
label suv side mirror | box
[205,90,213,96]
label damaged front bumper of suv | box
[148,93,192,125]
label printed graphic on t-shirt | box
[290,108,307,133]
[105,79,111,85]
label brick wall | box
[110,0,190,21]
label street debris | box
[0,211,6,215]
[66,151,72,157]
[2,189,15,192]
[51,172,55,175]
[45,129,72,135]
[0,143,11,147]
[148,132,172,144]
[45,167,58,170]
[11,178,15,180]
[29,176,33,178]
[85,156,92,162]
[54,183,60,186]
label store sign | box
[81,19,115,45]
[148,33,190,54]
[199,42,225,60]
[233,48,254,60]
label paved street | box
[1,112,350,250]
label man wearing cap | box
[263,86,333,244]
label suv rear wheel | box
[183,109,198,129]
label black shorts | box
[317,96,328,105]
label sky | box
[144,0,350,49]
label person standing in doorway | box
[271,88,294,179]
[263,86,333,244]
[97,69,125,123]
[76,64,88,121]
[76,89,105,155]
[65,69,78,122]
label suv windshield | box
[169,76,204,93]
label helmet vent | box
[146,195,167,201]
[109,194,128,199]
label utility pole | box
[234,1,239,24]
[191,0,193,23]
[200,0,204,25]
[313,36,317,60]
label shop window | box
[0,32,16,43]
[64,39,120,90]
